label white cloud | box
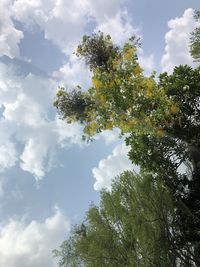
[0,0,137,59]
[138,52,155,74]
[0,177,4,197]
[12,0,133,55]
[95,129,120,145]
[92,143,138,191]
[19,119,83,180]
[0,207,70,267]
[0,62,84,179]
[161,8,199,73]
[0,0,24,58]
[20,136,48,179]
[53,54,91,89]
[0,119,18,171]
[12,0,89,54]
[0,0,141,180]
[55,117,84,148]
[88,0,122,23]
[0,142,18,171]
[95,10,138,45]
[44,1,89,54]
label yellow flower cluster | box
[87,122,99,134]
[108,81,115,88]
[133,64,142,76]
[144,79,155,97]
[105,121,113,130]
[124,48,135,61]
[156,129,165,138]
[170,104,179,114]
[92,78,103,89]
[112,58,120,69]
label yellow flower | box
[98,95,106,104]
[144,79,155,97]
[112,58,120,69]
[87,123,99,134]
[105,121,113,130]
[108,81,115,88]
[124,48,134,61]
[92,78,103,89]
[157,129,164,138]
[133,65,142,76]
[144,117,151,125]
[170,104,179,114]
[114,77,121,85]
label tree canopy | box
[54,31,200,266]
[53,171,199,266]
[55,33,200,143]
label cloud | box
[19,119,84,180]
[0,142,18,171]
[94,128,120,145]
[88,0,122,23]
[0,1,141,180]
[161,8,199,72]
[0,0,138,60]
[92,143,138,191]
[0,177,4,197]
[0,119,18,171]
[0,0,24,58]
[55,117,84,148]
[95,10,138,45]
[0,62,84,179]
[138,52,155,74]
[12,0,133,55]
[0,206,70,267]
[53,54,91,89]
[11,0,99,54]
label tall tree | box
[54,33,200,198]
[55,33,200,146]
[53,171,198,267]
[54,32,200,262]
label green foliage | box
[159,65,200,145]
[54,87,94,124]
[54,33,200,266]
[55,34,200,141]
[54,172,199,266]
[190,10,200,61]
[54,33,200,203]
[75,32,119,71]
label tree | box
[55,34,200,144]
[54,32,200,264]
[53,171,198,267]
[190,10,200,62]
[54,33,200,211]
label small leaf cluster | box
[75,32,119,71]
[54,87,94,124]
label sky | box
[0,0,199,266]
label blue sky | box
[0,1,199,266]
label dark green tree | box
[54,87,94,124]
[75,32,120,71]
